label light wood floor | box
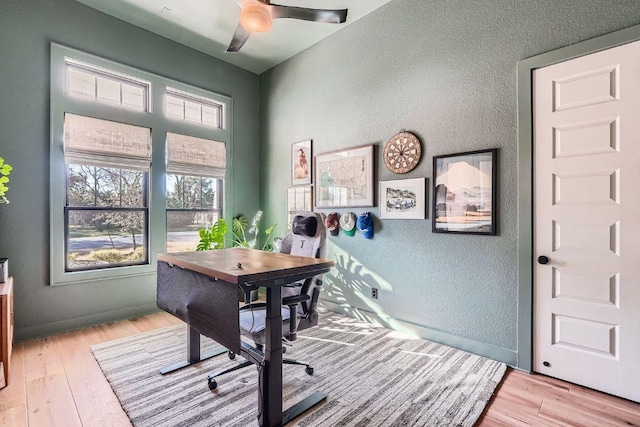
[0,312,638,426]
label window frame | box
[50,43,233,286]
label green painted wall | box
[0,0,260,340]
[259,0,640,365]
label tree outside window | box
[66,164,148,270]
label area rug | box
[91,309,506,426]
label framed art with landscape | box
[432,148,497,235]
[379,177,426,220]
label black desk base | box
[206,340,328,424]
[282,391,327,425]
[159,325,227,375]
[159,321,328,425]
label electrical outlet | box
[371,288,379,299]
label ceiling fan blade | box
[268,5,348,23]
[226,23,252,53]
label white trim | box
[516,23,640,371]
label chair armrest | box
[282,294,310,340]
[282,294,310,306]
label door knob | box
[537,256,549,265]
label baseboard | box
[15,299,519,366]
[321,300,518,367]
[14,302,160,342]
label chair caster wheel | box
[208,379,217,390]
[305,367,314,375]
[228,351,236,360]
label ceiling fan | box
[227,0,348,53]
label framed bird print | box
[292,140,312,186]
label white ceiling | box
[74,0,392,74]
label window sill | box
[50,263,156,286]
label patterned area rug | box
[91,309,506,426]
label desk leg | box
[159,325,226,375]
[259,285,283,427]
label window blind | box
[64,113,151,170]
[166,132,226,179]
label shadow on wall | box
[322,241,419,338]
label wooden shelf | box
[0,276,13,388]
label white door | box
[533,39,640,403]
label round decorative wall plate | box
[383,131,422,174]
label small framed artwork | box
[292,140,312,185]
[379,178,427,220]
[315,144,375,208]
[433,148,497,235]
[287,186,313,226]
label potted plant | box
[197,210,277,251]
[0,156,12,204]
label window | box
[50,44,232,285]
[165,87,224,128]
[66,61,149,111]
[165,133,225,252]
[64,114,150,271]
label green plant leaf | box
[0,157,12,201]
[212,218,228,237]
[265,223,276,235]
[232,215,247,235]
[196,219,227,251]
[261,222,277,251]
[211,218,228,249]
[232,215,249,247]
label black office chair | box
[207,212,327,390]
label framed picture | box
[287,186,313,226]
[433,148,497,235]
[314,144,375,208]
[292,140,312,185]
[379,178,426,220]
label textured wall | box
[0,0,260,339]
[259,0,640,356]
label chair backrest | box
[280,212,326,315]
[280,212,327,259]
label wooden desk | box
[0,277,13,388]
[157,248,334,427]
